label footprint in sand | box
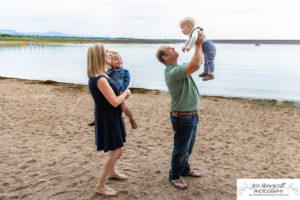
[19,165,29,170]
[26,159,37,164]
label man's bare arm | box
[186,31,204,77]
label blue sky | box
[1,0,300,39]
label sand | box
[0,77,299,200]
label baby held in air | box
[180,16,216,81]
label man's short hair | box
[156,48,167,64]
[179,16,196,28]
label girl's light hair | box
[87,43,107,77]
[110,51,125,69]
[179,16,196,28]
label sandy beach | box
[1,77,299,200]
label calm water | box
[0,43,300,102]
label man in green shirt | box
[156,31,204,189]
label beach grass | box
[0,35,87,43]
[0,35,171,44]
[200,94,299,108]
[253,99,299,108]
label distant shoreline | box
[2,40,300,46]
[0,41,169,46]
[1,36,300,45]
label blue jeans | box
[169,112,199,180]
[203,40,216,73]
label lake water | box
[0,43,300,102]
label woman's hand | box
[98,77,130,107]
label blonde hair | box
[179,16,196,28]
[87,43,107,77]
[110,51,125,69]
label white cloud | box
[1,0,300,39]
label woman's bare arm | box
[97,77,130,107]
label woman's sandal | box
[108,173,128,180]
[95,185,118,196]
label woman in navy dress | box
[87,44,131,196]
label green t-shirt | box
[164,63,200,111]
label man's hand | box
[182,47,186,53]
[195,31,205,47]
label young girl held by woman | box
[107,52,137,129]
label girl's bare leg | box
[121,100,137,129]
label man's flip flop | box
[187,170,202,177]
[170,179,188,190]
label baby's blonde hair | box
[179,16,196,28]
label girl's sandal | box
[109,173,128,180]
[95,185,118,196]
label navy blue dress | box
[88,75,126,152]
